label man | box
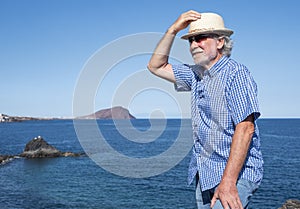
[147,10,263,209]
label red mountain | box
[80,106,135,119]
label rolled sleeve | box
[226,66,261,125]
[172,64,192,92]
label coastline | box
[1,106,136,123]
[0,113,56,123]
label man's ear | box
[217,38,225,50]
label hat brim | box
[181,29,234,40]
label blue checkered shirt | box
[173,56,263,191]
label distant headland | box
[78,106,136,119]
[0,106,136,122]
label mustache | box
[191,48,203,55]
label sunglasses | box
[188,34,218,44]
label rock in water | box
[20,136,62,158]
[278,199,300,209]
[0,136,83,164]
[0,155,15,164]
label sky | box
[1,0,300,118]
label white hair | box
[219,36,233,57]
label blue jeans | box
[195,175,259,209]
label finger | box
[189,12,201,19]
[219,198,230,209]
[188,12,201,20]
[182,10,201,20]
[227,197,242,209]
[228,200,238,209]
[237,197,243,209]
[186,10,201,17]
[210,195,217,208]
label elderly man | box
[147,10,263,209]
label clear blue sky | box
[1,0,299,118]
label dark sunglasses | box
[188,34,218,44]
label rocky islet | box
[0,136,84,164]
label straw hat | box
[181,12,234,39]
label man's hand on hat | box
[167,10,201,35]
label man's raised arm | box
[147,10,201,83]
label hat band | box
[189,28,217,33]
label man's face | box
[188,34,223,69]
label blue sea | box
[0,119,299,209]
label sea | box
[0,119,299,209]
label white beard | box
[194,53,217,68]
[191,45,219,69]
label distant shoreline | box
[1,106,135,122]
[1,113,299,123]
[0,113,57,123]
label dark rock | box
[79,106,136,119]
[0,137,84,166]
[0,155,15,164]
[20,136,61,158]
[278,199,300,209]
[19,136,83,158]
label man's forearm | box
[147,28,177,71]
[147,11,201,82]
[222,115,255,183]
[211,115,255,208]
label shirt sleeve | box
[226,66,261,125]
[172,64,192,92]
